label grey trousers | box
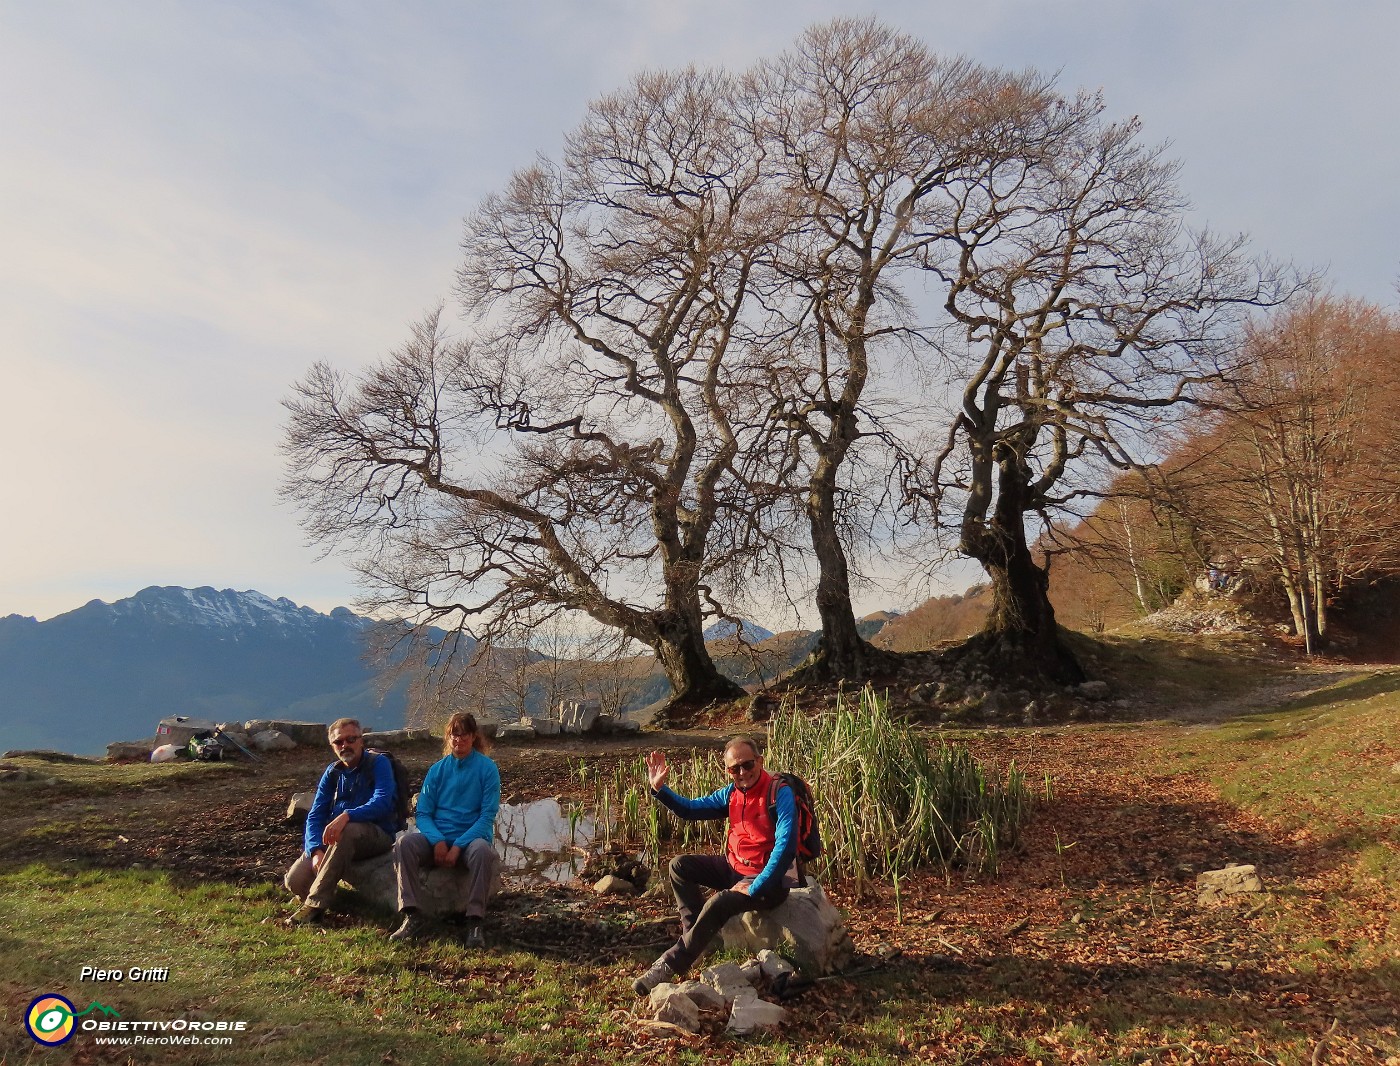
[394,832,501,918]
[284,821,393,908]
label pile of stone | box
[645,955,794,1035]
[1197,863,1264,907]
[105,718,434,761]
[496,700,641,742]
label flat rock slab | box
[257,721,330,747]
[362,728,434,746]
[727,997,787,1034]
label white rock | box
[756,949,796,981]
[286,791,315,821]
[701,961,758,1004]
[593,875,635,895]
[727,998,787,1034]
[719,880,854,975]
[651,990,700,1031]
[673,980,727,1012]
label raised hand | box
[644,750,669,791]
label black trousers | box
[661,853,789,975]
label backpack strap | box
[766,773,807,889]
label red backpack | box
[765,772,822,885]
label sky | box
[2,0,1397,626]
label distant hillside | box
[0,587,442,755]
[871,586,990,651]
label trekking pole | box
[214,727,263,763]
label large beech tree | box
[905,92,1293,681]
[284,70,780,710]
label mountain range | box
[0,586,418,756]
[0,586,913,756]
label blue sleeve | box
[654,783,732,821]
[303,764,336,855]
[749,784,797,896]
[346,753,396,824]
[415,761,445,846]
[452,757,500,848]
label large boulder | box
[558,700,601,734]
[719,881,854,975]
[250,730,296,752]
[339,846,500,917]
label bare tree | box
[746,20,1022,680]
[904,90,1295,681]
[285,70,800,712]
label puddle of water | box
[493,797,597,884]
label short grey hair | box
[328,718,361,739]
[723,735,760,760]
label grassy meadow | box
[1,656,1397,1064]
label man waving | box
[633,735,796,994]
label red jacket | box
[726,768,776,876]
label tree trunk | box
[960,457,1085,685]
[794,470,885,682]
[651,615,745,711]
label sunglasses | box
[725,758,756,776]
[331,735,362,748]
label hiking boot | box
[290,904,324,926]
[388,911,428,942]
[632,956,675,996]
[463,919,485,950]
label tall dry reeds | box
[582,685,1033,894]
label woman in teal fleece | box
[388,712,501,947]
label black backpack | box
[367,749,413,833]
[766,771,822,885]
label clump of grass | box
[767,685,1031,891]
[570,754,725,866]
[586,686,1032,892]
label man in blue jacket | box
[389,712,501,948]
[285,718,398,924]
[634,735,797,994]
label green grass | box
[0,864,629,1065]
[1167,667,1400,838]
